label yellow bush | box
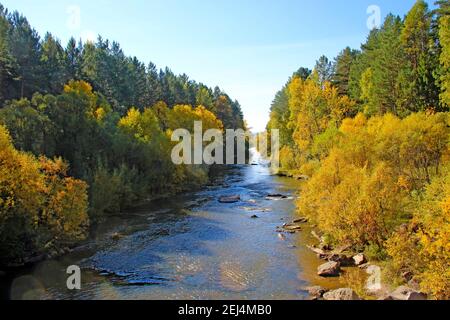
[0,125,89,261]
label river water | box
[1,161,353,300]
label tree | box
[196,85,214,111]
[293,67,312,81]
[348,29,380,103]
[7,11,42,99]
[314,55,334,85]
[0,124,88,263]
[333,47,359,96]
[401,0,440,110]
[144,62,162,107]
[370,15,410,115]
[439,15,450,107]
[41,33,69,94]
[0,5,13,105]
[65,37,82,81]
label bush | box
[0,125,89,263]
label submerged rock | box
[278,233,286,241]
[218,195,241,203]
[323,288,361,300]
[318,261,341,277]
[293,217,308,224]
[266,193,288,200]
[282,223,303,232]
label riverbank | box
[275,171,431,300]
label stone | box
[218,195,241,203]
[282,223,302,232]
[318,261,341,277]
[353,253,367,266]
[329,254,354,267]
[293,217,308,224]
[251,215,259,219]
[304,286,328,298]
[323,288,361,300]
[266,193,288,199]
[389,286,427,300]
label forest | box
[266,0,450,299]
[0,3,245,265]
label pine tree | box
[7,11,43,99]
[65,37,82,81]
[41,33,69,94]
[314,55,334,85]
[0,6,13,105]
[439,14,450,106]
[333,47,359,96]
[401,0,439,110]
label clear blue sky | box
[1,0,432,131]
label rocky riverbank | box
[299,221,428,300]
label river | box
[1,160,355,300]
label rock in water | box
[251,215,259,219]
[304,286,328,299]
[353,253,366,266]
[266,194,288,200]
[323,288,361,300]
[388,286,427,300]
[293,217,308,224]
[218,195,241,203]
[317,261,341,277]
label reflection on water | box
[1,162,358,300]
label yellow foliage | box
[298,112,449,250]
[0,125,89,259]
[387,165,450,299]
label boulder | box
[218,195,241,203]
[389,286,427,301]
[323,288,361,300]
[251,215,259,219]
[304,286,328,299]
[328,254,354,267]
[352,253,366,266]
[318,261,341,277]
